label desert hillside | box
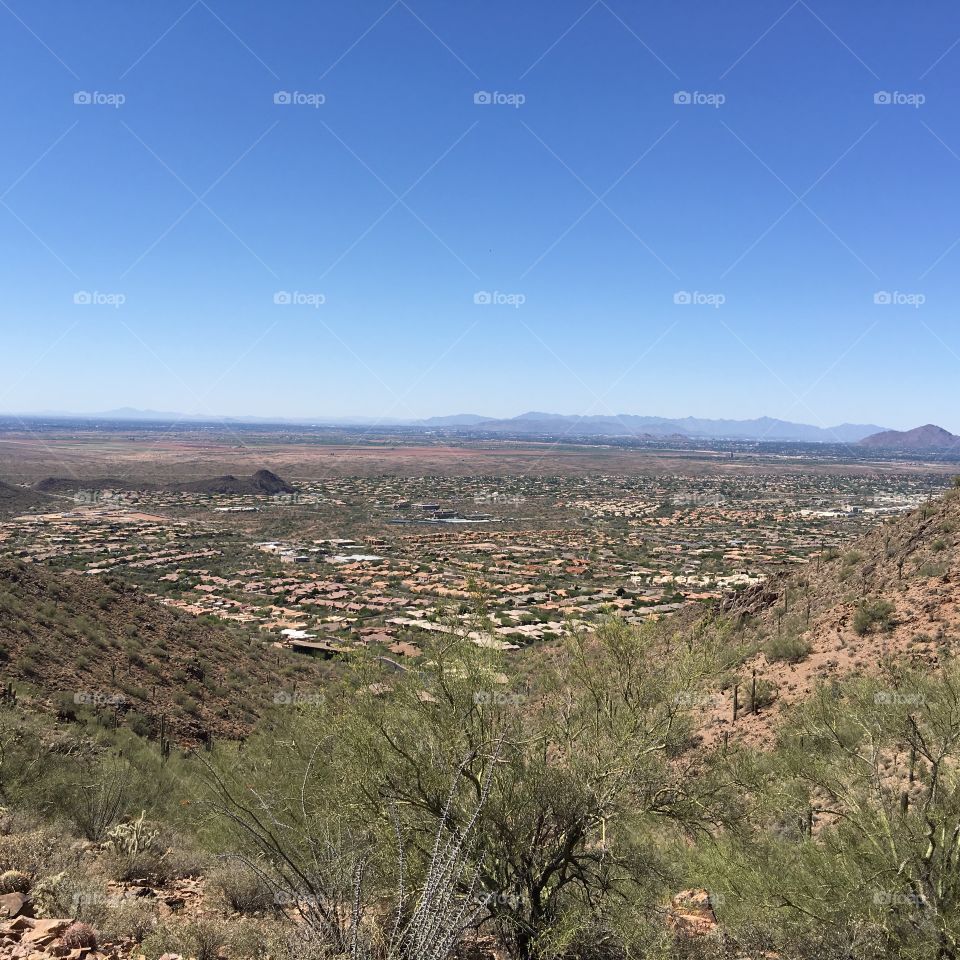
[0,487,959,960]
[709,483,960,745]
[0,560,327,744]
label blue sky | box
[1,0,959,429]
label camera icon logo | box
[73,291,92,305]
[273,691,293,705]
[874,91,891,105]
[273,291,292,305]
[73,91,92,105]
[274,91,292,105]
[673,91,692,105]
[473,291,492,305]
[873,291,892,305]
[474,91,492,105]
[673,291,692,305]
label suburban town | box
[0,464,947,663]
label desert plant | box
[97,898,157,943]
[102,812,166,882]
[103,810,159,858]
[219,622,729,960]
[62,921,98,950]
[852,599,896,636]
[765,633,812,664]
[700,666,960,960]
[208,858,275,914]
[0,824,74,877]
[141,916,228,960]
[55,756,130,841]
[204,734,501,960]
[0,868,30,893]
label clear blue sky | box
[2,0,959,430]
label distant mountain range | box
[458,413,887,443]
[4,408,896,443]
[859,424,960,452]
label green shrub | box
[208,859,275,914]
[0,869,30,893]
[765,633,812,664]
[53,758,130,841]
[141,917,229,960]
[852,599,896,636]
[98,898,157,943]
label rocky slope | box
[0,560,326,745]
[0,481,53,516]
[705,484,960,746]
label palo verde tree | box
[700,660,960,960]
[327,618,732,960]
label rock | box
[125,885,155,899]
[668,888,719,937]
[24,918,71,940]
[28,935,56,949]
[0,894,32,919]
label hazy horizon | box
[4,2,960,430]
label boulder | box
[0,893,31,919]
[668,888,719,936]
[21,918,71,949]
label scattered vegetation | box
[765,632,812,663]
[852,598,896,635]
